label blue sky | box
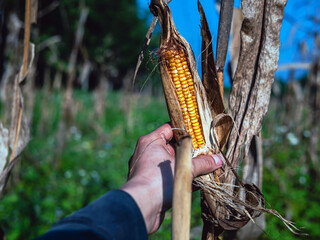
[137,0,320,85]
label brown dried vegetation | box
[148,0,297,238]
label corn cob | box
[164,48,204,149]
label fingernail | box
[212,154,223,167]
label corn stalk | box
[215,0,234,98]
[0,0,37,199]
[172,136,193,240]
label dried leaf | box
[227,0,288,169]
[198,177,265,231]
[0,42,34,197]
[9,75,30,161]
[217,184,264,230]
[210,113,232,150]
[242,135,263,187]
[0,153,20,198]
[201,0,288,233]
[214,0,288,232]
[198,0,222,113]
[0,73,30,198]
[215,0,234,72]
[198,1,232,150]
[229,8,244,79]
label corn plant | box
[140,0,297,239]
[0,0,36,200]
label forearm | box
[36,190,148,240]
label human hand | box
[120,123,223,234]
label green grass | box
[0,89,319,239]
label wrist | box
[120,177,162,233]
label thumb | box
[192,154,224,178]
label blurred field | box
[0,85,318,240]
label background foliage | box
[0,0,159,89]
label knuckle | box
[137,135,148,145]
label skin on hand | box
[120,123,223,234]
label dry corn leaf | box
[215,0,234,74]
[226,0,288,170]
[215,184,264,231]
[8,75,30,161]
[0,74,30,197]
[209,0,289,231]
[0,73,30,198]
[10,43,34,159]
[198,1,232,150]
[199,4,264,234]
[0,44,34,198]
[219,0,298,234]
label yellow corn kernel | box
[164,48,205,149]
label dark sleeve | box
[36,190,148,240]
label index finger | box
[145,123,173,143]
